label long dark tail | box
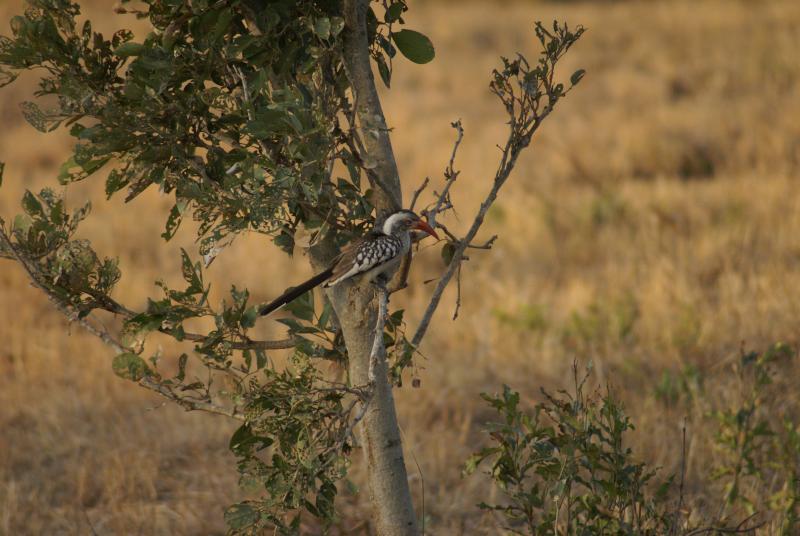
[259,266,335,317]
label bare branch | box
[470,235,498,250]
[409,176,429,211]
[411,106,555,350]
[424,120,464,229]
[140,377,245,421]
[407,19,587,352]
[181,332,298,351]
[452,263,462,321]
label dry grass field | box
[2,0,800,534]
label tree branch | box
[424,120,464,229]
[181,332,297,351]
[0,223,244,421]
[410,122,530,349]
[407,21,585,352]
[368,282,390,383]
[420,129,531,347]
[341,0,402,215]
[329,2,419,533]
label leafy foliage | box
[226,354,360,534]
[0,0,433,259]
[0,187,120,317]
[0,0,586,532]
[708,343,800,532]
[465,366,674,535]
[468,349,800,535]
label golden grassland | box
[1,0,800,533]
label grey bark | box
[305,1,419,534]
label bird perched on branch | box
[259,210,439,317]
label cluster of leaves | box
[709,343,800,532]
[0,0,433,260]
[369,0,434,87]
[490,21,585,144]
[0,179,359,532]
[0,185,120,317]
[467,346,800,535]
[464,366,674,535]
[225,353,359,534]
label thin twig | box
[140,376,244,420]
[411,102,557,350]
[435,222,460,243]
[469,235,498,250]
[425,120,464,229]
[452,262,462,321]
[409,177,429,211]
[410,134,513,348]
[675,419,687,534]
[181,332,298,351]
[684,514,766,535]
[232,64,271,156]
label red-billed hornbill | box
[259,210,438,317]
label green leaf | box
[330,17,345,37]
[162,200,187,241]
[112,352,150,381]
[20,102,59,133]
[241,306,258,329]
[255,348,268,370]
[570,68,586,86]
[175,353,188,382]
[376,54,391,88]
[385,3,404,23]
[276,318,318,334]
[211,8,234,43]
[285,291,314,321]
[224,502,259,530]
[229,423,255,454]
[317,301,333,330]
[21,190,43,217]
[105,169,129,199]
[12,213,32,235]
[179,248,202,291]
[246,109,295,138]
[229,423,272,455]
[392,29,435,64]
[313,17,331,40]
[243,349,252,372]
[114,42,145,57]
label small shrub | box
[464,364,674,535]
[708,343,799,533]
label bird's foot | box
[371,274,390,294]
[372,273,390,287]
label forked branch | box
[409,21,586,351]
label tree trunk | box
[309,1,419,534]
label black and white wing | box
[323,234,403,287]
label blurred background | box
[1,0,799,534]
